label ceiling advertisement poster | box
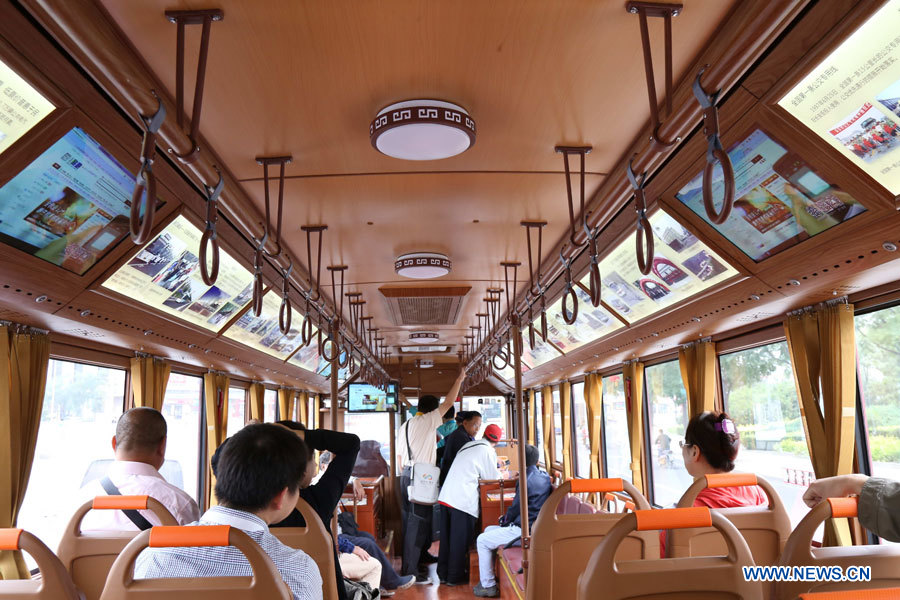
[0,58,55,155]
[223,290,307,360]
[778,0,900,193]
[675,128,865,261]
[102,215,254,332]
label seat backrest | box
[0,529,82,599]
[526,478,658,600]
[798,589,900,599]
[774,498,900,600]
[98,525,291,599]
[57,496,178,600]
[577,507,763,600]
[671,473,791,565]
[270,497,340,600]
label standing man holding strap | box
[397,367,466,583]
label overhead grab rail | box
[627,157,655,276]
[302,225,327,302]
[166,9,223,163]
[278,257,293,335]
[555,146,592,249]
[693,66,735,224]
[521,220,550,349]
[199,167,223,285]
[129,92,166,245]
[559,248,579,325]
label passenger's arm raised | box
[438,367,467,417]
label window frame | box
[550,384,564,472]
[570,378,589,479]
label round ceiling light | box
[409,331,440,344]
[395,252,451,279]
[370,100,476,160]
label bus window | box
[534,390,544,463]
[344,412,391,448]
[602,374,631,482]
[719,341,815,528]
[264,388,277,422]
[226,386,246,438]
[552,386,563,464]
[644,360,691,507]
[17,359,126,568]
[856,305,900,483]
[462,396,506,438]
[572,382,591,478]
[161,373,203,501]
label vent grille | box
[61,328,105,338]
[735,312,775,323]
[380,286,470,325]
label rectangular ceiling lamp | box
[675,127,865,261]
[399,345,449,353]
[777,0,900,193]
[103,215,253,332]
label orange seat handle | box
[827,496,859,519]
[705,473,758,488]
[0,528,23,551]
[800,588,900,599]
[569,478,624,494]
[93,495,151,510]
[635,507,712,531]
[149,525,231,548]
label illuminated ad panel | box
[675,128,865,261]
[223,290,306,359]
[544,286,624,354]
[288,328,322,372]
[521,320,560,372]
[598,211,738,323]
[0,58,54,155]
[0,127,141,274]
[103,215,253,332]
[778,0,900,193]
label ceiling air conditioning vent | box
[380,286,471,326]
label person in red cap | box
[435,423,503,586]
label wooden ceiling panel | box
[98,0,737,178]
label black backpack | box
[344,578,379,600]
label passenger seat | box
[0,528,83,599]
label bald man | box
[79,407,200,530]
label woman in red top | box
[680,411,766,508]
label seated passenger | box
[80,407,200,530]
[337,525,382,592]
[474,444,551,598]
[804,474,900,542]
[135,423,323,600]
[436,424,503,586]
[680,411,765,508]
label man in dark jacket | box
[439,411,481,486]
[212,420,360,600]
[472,444,551,598]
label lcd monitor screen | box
[675,128,865,261]
[348,383,396,412]
[0,127,139,274]
[0,58,55,156]
[103,215,255,333]
[778,0,900,194]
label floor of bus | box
[390,542,482,599]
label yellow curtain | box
[313,393,321,429]
[0,325,50,579]
[203,372,229,508]
[248,382,266,422]
[784,303,857,546]
[585,373,603,479]
[541,386,553,469]
[278,388,295,422]
[527,388,536,446]
[130,356,170,410]
[561,382,573,479]
[622,361,645,494]
[298,391,309,424]
[678,340,718,417]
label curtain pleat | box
[278,388,295,423]
[622,362,645,494]
[130,357,170,411]
[678,340,718,417]
[248,383,266,422]
[298,391,309,424]
[541,386,553,469]
[203,373,229,508]
[527,389,536,446]
[585,373,603,480]
[313,394,320,429]
[0,325,50,579]
[561,382,573,479]
[784,303,857,546]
